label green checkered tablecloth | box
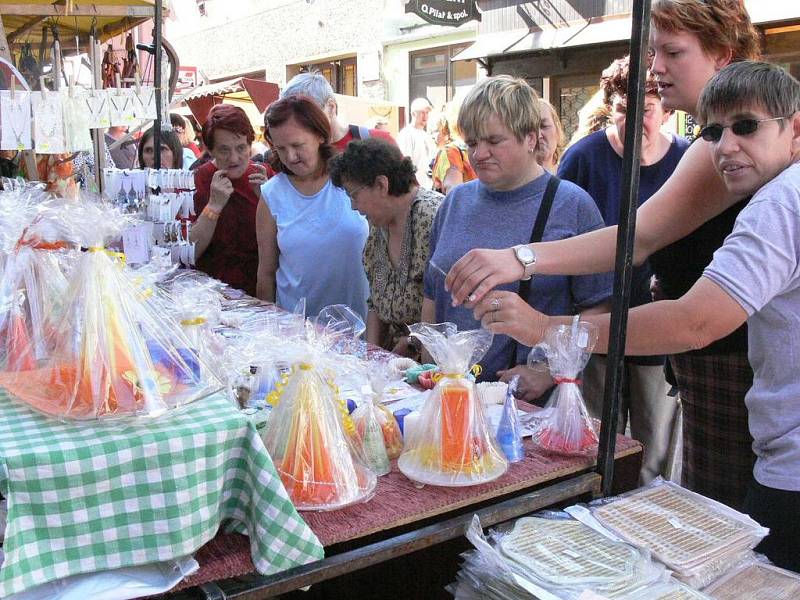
[0,388,324,597]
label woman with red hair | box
[191,104,269,296]
[256,95,369,319]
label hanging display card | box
[85,89,112,129]
[62,90,93,152]
[31,91,66,154]
[0,90,33,151]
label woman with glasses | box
[446,0,762,510]
[328,138,443,357]
[256,95,369,319]
[191,104,269,296]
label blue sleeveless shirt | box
[262,174,369,320]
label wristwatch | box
[513,244,537,281]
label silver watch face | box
[516,246,535,264]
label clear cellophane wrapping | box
[530,316,600,456]
[398,323,508,486]
[259,313,376,511]
[350,364,405,475]
[0,199,222,420]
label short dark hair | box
[697,61,800,125]
[264,95,334,175]
[328,138,417,196]
[137,128,183,169]
[600,55,660,106]
[202,104,255,151]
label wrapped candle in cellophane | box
[0,197,77,373]
[350,364,405,475]
[168,283,227,384]
[398,323,508,486]
[0,200,222,420]
[530,316,599,456]
[261,309,376,511]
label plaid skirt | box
[670,351,755,510]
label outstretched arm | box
[446,139,740,306]
[472,277,747,356]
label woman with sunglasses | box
[445,0,762,509]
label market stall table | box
[168,434,642,599]
[0,389,323,597]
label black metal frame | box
[596,0,652,496]
[153,0,163,170]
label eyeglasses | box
[699,116,789,142]
[344,183,369,199]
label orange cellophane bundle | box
[0,246,69,372]
[261,360,376,511]
[0,200,221,420]
[398,323,508,487]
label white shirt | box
[397,125,436,190]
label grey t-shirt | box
[704,162,800,491]
[423,172,613,381]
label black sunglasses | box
[699,116,789,142]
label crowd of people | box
[97,0,797,573]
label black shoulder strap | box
[508,175,560,369]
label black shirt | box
[649,198,750,355]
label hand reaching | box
[446,247,524,308]
[472,290,548,348]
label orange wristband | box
[202,205,221,221]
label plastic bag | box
[350,365,405,475]
[260,309,376,511]
[530,316,599,456]
[0,200,222,420]
[590,479,769,590]
[397,323,508,486]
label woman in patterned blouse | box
[329,138,443,356]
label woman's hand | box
[248,163,268,198]
[473,291,548,348]
[209,169,234,210]
[446,248,523,307]
[391,336,417,358]
[497,365,554,403]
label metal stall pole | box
[153,0,163,170]
[596,0,652,497]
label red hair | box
[202,104,255,151]
[264,95,334,175]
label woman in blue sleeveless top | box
[256,95,369,320]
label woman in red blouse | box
[191,105,269,295]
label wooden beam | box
[7,16,45,43]
[0,5,155,17]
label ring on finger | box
[490,297,500,311]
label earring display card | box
[31,91,66,154]
[132,86,158,120]
[108,88,137,127]
[85,90,112,129]
[0,90,33,151]
[62,90,94,152]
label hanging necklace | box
[5,94,29,148]
[86,93,108,123]
[35,95,60,139]
[109,92,130,120]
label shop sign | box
[404,0,481,27]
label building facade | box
[163,0,480,118]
